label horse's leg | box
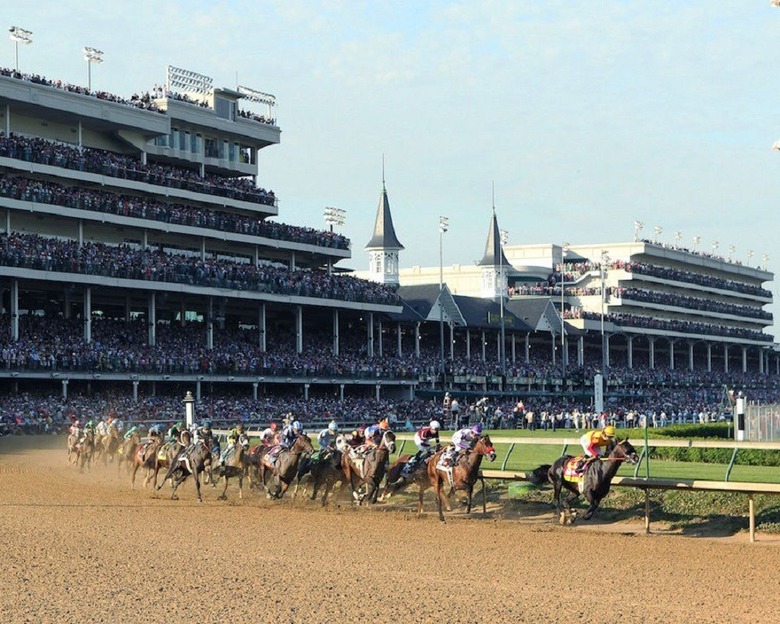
[481,476,487,514]
[435,475,446,523]
[238,472,243,500]
[466,484,473,515]
[219,472,229,500]
[194,470,203,503]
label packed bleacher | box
[615,287,772,321]
[0,133,277,207]
[0,233,394,304]
[0,170,348,250]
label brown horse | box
[67,430,80,465]
[259,434,315,499]
[217,442,247,500]
[382,448,437,500]
[426,435,496,523]
[148,433,189,489]
[116,431,140,474]
[157,441,212,503]
[130,437,162,489]
[75,429,95,471]
[342,431,396,505]
[100,424,121,465]
[305,448,347,506]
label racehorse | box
[116,430,140,474]
[67,430,80,465]
[426,435,496,523]
[156,440,212,503]
[259,434,315,499]
[382,445,440,499]
[530,438,639,524]
[130,437,162,489]
[75,429,95,471]
[342,430,396,505]
[217,440,247,500]
[299,442,347,506]
[100,423,121,465]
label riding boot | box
[576,458,586,473]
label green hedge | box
[649,447,780,466]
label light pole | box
[674,231,682,249]
[83,46,104,92]
[499,229,509,378]
[600,250,610,375]
[439,216,449,387]
[728,244,735,262]
[762,254,769,270]
[8,26,32,73]
[747,249,754,266]
[653,225,662,244]
[712,240,719,256]
[560,242,569,384]
[633,220,644,242]
[692,235,701,252]
[323,206,346,233]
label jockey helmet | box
[357,425,366,435]
[176,421,184,429]
[74,420,80,426]
[603,425,617,438]
[379,418,390,431]
[270,422,278,431]
[328,421,338,432]
[292,421,303,433]
[430,420,441,431]
[471,423,483,435]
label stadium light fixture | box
[692,235,701,251]
[82,46,103,92]
[712,240,719,254]
[633,220,644,242]
[323,206,346,232]
[653,225,662,243]
[762,253,769,270]
[728,244,735,261]
[8,26,32,73]
[674,231,682,248]
[747,249,754,265]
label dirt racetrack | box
[2,436,779,624]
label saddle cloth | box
[562,457,584,482]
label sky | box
[8,1,780,308]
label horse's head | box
[381,430,396,454]
[294,434,315,455]
[614,438,640,465]
[476,435,497,462]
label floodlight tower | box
[8,26,32,73]
[83,46,104,91]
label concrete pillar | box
[605,334,611,368]
[62,379,68,400]
[551,333,556,366]
[466,329,471,360]
[333,309,340,356]
[147,292,155,347]
[339,384,345,402]
[449,324,454,361]
[253,382,258,401]
[206,297,213,350]
[511,334,516,364]
[759,349,765,375]
[304,383,310,400]
[689,343,694,371]
[201,238,206,262]
[627,336,633,369]
[378,318,383,358]
[77,120,82,147]
[742,346,748,374]
[141,230,147,251]
[63,289,71,320]
[396,322,402,357]
[724,344,729,373]
[140,151,147,166]
[10,279,18,341]
[707,343,712,372]
[525,333,530,364]
[78,220,83,246]
[481,331,486,361]
[415,323,420,357]
[649,337,655,370]
[124,296,131,323]
[196,380,202,402]
[254,246,260,266]
[5,209,10,234]
[84,286,92,344]
[669,340,675,370]
[290,251,296,271]
[578,335,584,366]
[180,302,185,326]
[375,384,380,401]
[296,305,303,354]
[132,380,139,402]
[258,303,266,352]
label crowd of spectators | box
[0,133,278,207]
[626,262,771,298]
[0,233,396,304]
[615,287,772,321]
[0,170,348,250]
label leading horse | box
[342,431,396,505]
[426,435,496,523]
[530,438,639,524]
[259,434,315,499]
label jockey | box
[365,419,390,449]
[413,420,441,457]
[443,423,482,466]
[317,421,339,454]
[148,423,164,439]
[83,420,95,433]
[229,422,246,439]
[577,425,617,472]
[69,420,81,437]
[112,418,124,433]
[95,418,108,437]
[347,426,365,449]
[220,432,239,466]
[123,425,139,440]
[167,421,184,443]
[280,420,303,449]
[261,422,278,447]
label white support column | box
[669,340,675,370]
[742,346,748,374]
[759,349,765,375]
[140,151,147,166]
[254,246,260,266]
[332,309,340,356]
[627,336,633,369]
[84,286,92,344]
[196,380,202,401]
[9,279,18,340]
[578,335,584,366]
[132,380,139,403]
[252,382,258,401]
[147,292,155,347]
[77,120,82,147]
[78,220,83,246]
[62,379,69,400]
[481,331,486,361]
[415,323,420,357]
[339,384,345,402]
[689,343,694,371]
[396,322,402,357]
[304,384,310,401]
[296,305,303,354]
[649,338,655,370]
[496,331,501,362]
[466,329,471,361]
[511,334,516,364]
[378,319,383,358]
[551,333,556,366]
[206,297,213,350]
[605,334,611,368]
[258,303,266,352]
[707,343,712,372]
[525,333,530,364]
[367,312,374,358]
[375,384,380,401]
[449,324,454,361]
[290,251,296,271]
[201,238,206,262]
[141,230,148,251]
[5,209,10,234]
[724,344,729,373]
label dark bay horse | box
[217,442,247,500]
[259,434,315,499]
[342,431,396,505]
[156,441,212,503]
[305,448,346,506]
[130,437,162,489]
[531,439,639,524]
[427,435,496,523]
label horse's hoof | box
[218,495,226,501]
[559,512,566,525]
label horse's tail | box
[528,464,552,486]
